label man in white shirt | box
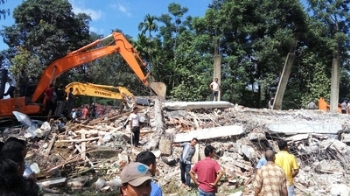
[129,107,140,147]
[209,78,220,101]
[4,77,17,98]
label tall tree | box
[138,14,158,38]
[0,0,91,79]
[307,0,350,112]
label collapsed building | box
[2,99,350,196]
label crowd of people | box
[253,140,299,196]
[0,134,299,196]
[43,85,106,120]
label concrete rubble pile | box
[2,99,350,195]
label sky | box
[0,0,212,50]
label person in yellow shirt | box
[274,140,299,196]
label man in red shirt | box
[44,84,55,116]
[190,145,224,196]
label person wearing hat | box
[136,151,163,196]
[120,162,152,196]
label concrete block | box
[174,125,244,142]
[164,101,234,110]
[330,184,350,196]
[248,131,266,140]
[268,122,341,135]
[159,138,172,156]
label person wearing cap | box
[120,162,152,196]
[136,151,162,196]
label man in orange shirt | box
[274,140,299,196]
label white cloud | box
[69,0,103,21]
[111,2,132,17]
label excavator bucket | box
[149,82,167,99]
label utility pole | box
[273,38,298,110]
[330,53,340,112]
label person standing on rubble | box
[129,107,141,147]
[255,147,274,172]
[341,100,348,114]
[209,78,220,101]
[18,69,28,96]
[268,96,275,109]
[172,138,198,190]
[275,140,299,196]
[67,87,74,117]
[136,151,163,196]
[189,145,224,196]
[307,99,317,110]
[54,85,66,117]
[253,150,288,196]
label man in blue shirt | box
[255,147,273,170]
[136,151,162,196]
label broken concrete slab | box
[227,191,243,196]
[285,134,309,141]
[268,122,342,135]
[37,177,67,188]
[330,184,350,196]
[248,131,266,140]
[164,101,234,110]
[173,125,244,142]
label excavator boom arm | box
[65,82,134,100]
[32,32,152,102]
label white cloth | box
[23,163,34,178]
[210,81,219,91]
[8,79,17,87]
[129,113,140,127]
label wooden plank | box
[45,133,57,157]
[56,137,100,143]
[81,133,86,160]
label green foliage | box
[1,0,91,79]
[3,0,350,110]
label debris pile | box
[2,99,350,196]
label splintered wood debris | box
[2,100,350,195]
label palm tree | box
[138,14,158,38]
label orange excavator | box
[0,32,166,117]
